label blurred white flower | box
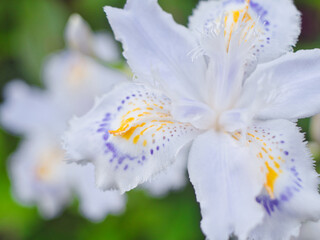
[65,13,120,62]
[43,13,124,117]
[10,133,70,218]
[64,0,320,239]
[9,131,125,220]
[0,14,127,221]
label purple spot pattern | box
[256,195,279,215]
[95,112,143,171]
[223,0,269,24]
[94,87,173,171]
[203,0,273,59]
[94,86,196,173]
[250,125,303,216]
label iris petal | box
[63,83,199,193]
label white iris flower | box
[63,0,320,239]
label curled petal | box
[63,83,200,193]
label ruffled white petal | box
[43,50,127,116]
[104,0,207,101]
[188,1,221,32]
[252,0,301,62]
[142,143,190,196]
[238,49,320,120]
[189,0,301,63]
[245,120,320,240]
[0,80,63,135]
[63,83,199,193]
[188,130,264,240]
[68,163,126,222]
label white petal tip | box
[103,6,114,15]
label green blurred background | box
[0,0,320,239]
